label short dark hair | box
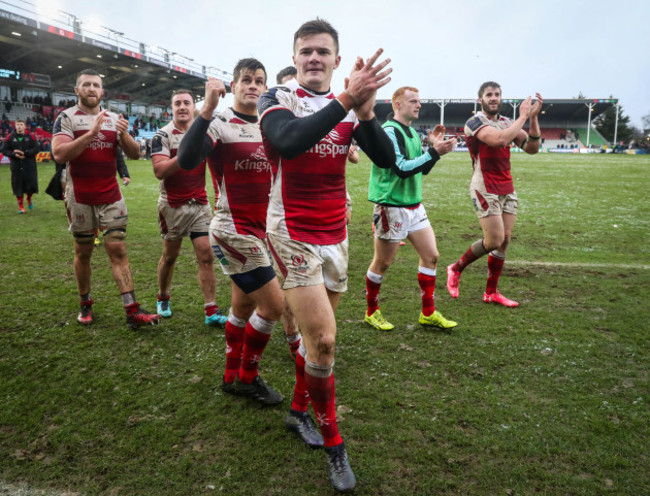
[478,81,501,98]
[171,88,194,104]
[276,66,297,85]
[76,69,102,87]
[293,18,339,54]
[233,58,267,84]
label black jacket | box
[4,131,40,195]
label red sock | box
[239,311,274,384]
[204,302,218,317]
[365,272,382,316]
[157,293,170,302]
[455,240,486,272]
[287,333,301,357]
[305,361,342,448]
[486,252,505,294]
[290,348,309,413]
[124,302,139,316]
[27,194,33,205]
[17,196,24,209]
[418,270,436,316]
[224,317,245,383]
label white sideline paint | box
[509,261,650,270]
[0,483,80,496]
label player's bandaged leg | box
[103,228,127,242]
[73,233,96,244]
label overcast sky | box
[46,0,649,127]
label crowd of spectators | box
[58,99,76,108]
[3,95,55,134]
[131,115,161,136]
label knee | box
[316,334,336,362]
[425,250,439,267]
[232,301,255,320]
[484,234,505,252]
[161,253,177,267]
[197,252,214,267]
[373,257,393,274]
[75,250,92,264]
[256,298,284,322]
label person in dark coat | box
[4,119,39,213]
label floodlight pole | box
[613,103,619,145]
[585,102,594,149]
[434,99,447,127]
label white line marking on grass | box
[0,483,81,496]
[509,261,650,270]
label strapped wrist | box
[336,91,357,112]
[528,134,541,140]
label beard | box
[78,94,101,109]
[481,101,500,117]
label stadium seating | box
[136,130,157,141]
[572,127,607,147]
[2,102,35,123]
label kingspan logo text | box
[308,142,349,159]
[234,159,271,172]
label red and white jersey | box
[258,79,357,245]
[151,122,208,208]
[53,105,121,205]
[206,107,272,239]
[464,111,514,195]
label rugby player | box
[52,69,160,329]
[447,82,542,307]
[177,59,286,406]
[151,89,227,326]
[364,86,458,331]
[276,66,297,85]
[257,18,395,493]
[274,65,359,360]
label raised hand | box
[433,136,457,156]
[529,93,543,118]
[428,125,456,156]
[201,77,227,118]
[346,49,392,119]
[518,97,533,120]
[90,109,108,137]
[116,113,129,137]
[428,124,446,143]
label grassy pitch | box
[0,152,648,495]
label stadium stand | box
[572,127,608,147]
[0,2,624,154]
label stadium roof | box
[374,98,619,129]
[0,1,618,127]
[0,1,232,106]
